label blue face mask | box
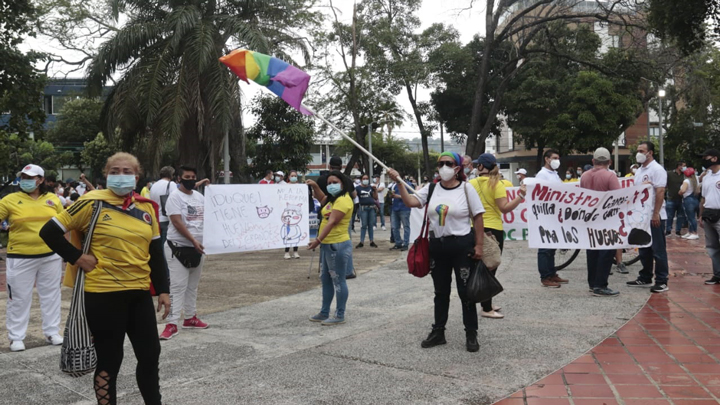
[362,180,369,186]
[106,174,136,196]
[327,183,342,196]
[290,176,298,183]
[20,179,38,193]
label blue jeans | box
[639,220,669,284]
[587,249,614,289]
[682,196,699,233]
[359,206,376,243]
[392,210,411,247]
[537,249,557,280]
[377,203,386,227]
[320,240,351,318]
[665,200,686,233]
[346,223,355,275]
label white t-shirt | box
[535,167,562,183]
[149,179,177,222]
[413,182,485,238]
[635,159,668,220]
[701,169,720,209]
[376,182,387,200]
[166,189,205,246]
[76,183,86,196]
[682,179,695,198]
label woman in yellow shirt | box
[470,154,527,319]
[307,171,355,325]
[0,164,64,352]
[40,153,170,405]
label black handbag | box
[465,259,504,304]
[167,240,203,268]
[702,208,720,224]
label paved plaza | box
[0,228,717,404]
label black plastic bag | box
[466,260,504,304]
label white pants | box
[164,245,204,325]
[6,254,63,341]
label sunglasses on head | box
[436,161,456,168]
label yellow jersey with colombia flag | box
[0,191,63,258]
[52,190,160,293]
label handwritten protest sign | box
[525,180,653,249]
[203,184,310,254]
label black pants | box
[85,290,162,405]
[285,246,298,252]
[481,228,504,312]
[587,249,614,289]
[429,233,478,331]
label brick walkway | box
[495,229,720,405]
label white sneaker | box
[373,226,377,230]
[10,341,25,352]
[46,334,63,346]
[681,233,690,239]
[381,226,386,231]
[687,234,700,240]
[293,252,301,259]
[284,253,291,260]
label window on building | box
[43,95,53,115]
[52,95,70,115]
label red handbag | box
[407,183,435,278]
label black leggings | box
[429,232,478,331]
[285,246,299,252]
[85,290,162,405]
[481,228,504,312]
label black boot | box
[421,328,446,348]
[466,330,479,352]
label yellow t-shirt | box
[500,179,513,188]
[319,194,353,244]
[52,190,160,293]
[563,178,579,183]
[624,173,634,178]
[141,187,151,198]
[0,191,63,257]
[469,177,507,231]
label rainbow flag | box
[219,49,312,115]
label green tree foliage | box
[358,0,458,176]
[81,132,120,180]
[0,0,47,136]
[86,0,319,179]
[46,98,104,171]
[246,95,315,180]
[429,36,505,146]
[0,131,73,177]
[505,24,643,168]
[334,132,413,175]
[648,0,719,55]
[663,47,720,167]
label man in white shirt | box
[274,171,286,184]
[627,141,669,293]
[515,168,528,185]
[534,149,569,288]
[160,165,210,340]
[464,155,477,180]
[699,149,720,285]
[149,166,176,245]
[373,174,387,230]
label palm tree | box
[87,0,317,178]
[375,100,407,140]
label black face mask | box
[702,159,717,170]
[181,179,196,190]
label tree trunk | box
[535,141,546,171]
[404,82,432,177]
[466,0,496,156]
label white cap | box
[17,164,44,178]
[514,168,527,175]
[275,171,285,177]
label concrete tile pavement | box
[0,241,651,404]
[495,228,720,405]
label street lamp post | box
[658,88,666,167]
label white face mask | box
[550,159,560,170]
[438,165,456,181]
[636,152,647,164]
[631,168,637,174]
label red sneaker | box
[182,315,209,329]
[159,324,178,340]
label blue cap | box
[473,153,497,169]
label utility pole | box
[658,89,666,167]
[223,130,230,184]
[440,122,444,153]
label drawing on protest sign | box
[203,184,310,254]
[525,180,653,249]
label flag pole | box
[302,105,414,190]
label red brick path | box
[495,230,720,405]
